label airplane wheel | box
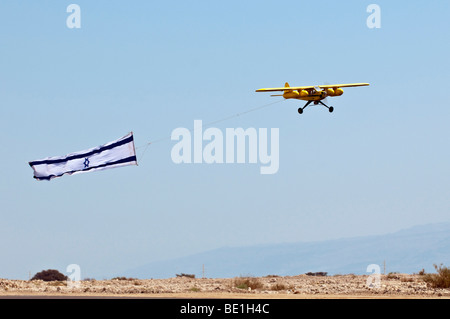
[298,108,303,114]
[329,107,334,113]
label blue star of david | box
[83,158,90,169]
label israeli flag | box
[29,132,137,181]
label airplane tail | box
[281,82,299,99]
[283,82,293,93]
[269,82,292,97]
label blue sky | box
[1,1,449,279]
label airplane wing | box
[318,83,370,89]
[256,83,369,92]
[255,86,315,92]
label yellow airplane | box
[256,82,369,114]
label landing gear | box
[298,100,313,115]
[298,100,334,114]
[318,101,334,113]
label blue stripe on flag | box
[33,155,137,181]
[29,135,134,167]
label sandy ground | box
[1,274,449,299]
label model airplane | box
[256,82,369,114]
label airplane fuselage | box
[283,88,343,102]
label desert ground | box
[1,273,449,299]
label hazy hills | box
[122,222,450,279]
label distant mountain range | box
[121,222,450,279]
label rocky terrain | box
[1,274,449,298]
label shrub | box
[233,276,264,290]
[416,269,426,276]
[176,273,195,279]
[387,272,400,280]
[305,272,327,277]
[31,269,68,282]
[421,264,450,289]
[111,276,137,281]
[270,283,290,291]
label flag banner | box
[29,132,137,181]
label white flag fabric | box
[29,132,137,181]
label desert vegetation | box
[233,276,264,290]
[420,264,450,289]
[30,269,68,282]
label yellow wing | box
[256,83,369,92]
[256,83,314,92]
[319,83,370,89]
